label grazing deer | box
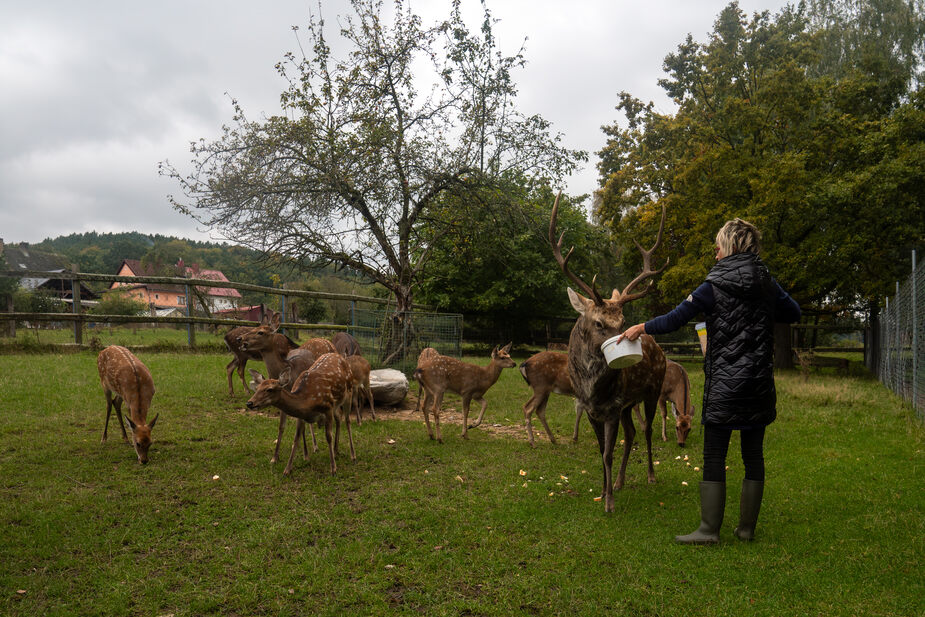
[550,193,668,512]
[633,359,695,447]
[413,344,515,441]
[97,345,159,464]
[245,352,354,475]
[346,354,376,424]
[223,308,279,396]
[332,331,361,357]
[519,350,580,447]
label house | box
[110,259,242,312]
[1,239,97,302]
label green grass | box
[0,352,921,616]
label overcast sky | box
[0,0,791,246]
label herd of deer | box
[96,194,697,512]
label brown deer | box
[414,347,440,416]
[346,354,376,424]
[245,352,355,475]
[299,337,337,357]
[633,359,695,447]
[238,313,302,463]
[97,345,159,464]
[550,192,668,512]
[413,344,515,441]
[332,331,361,357]
[518,350,580,447]
[223,307,279,396]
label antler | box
[617,203,669,304]
[549,192,603,304]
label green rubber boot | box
[733,479,764,541]
[675,481,725,545]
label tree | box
[597,1,925,319]
[415,182,612,335]
[161,0,584,319]
[92,289,148,316]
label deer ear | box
[270,311,282,331]
[610,288,622,301]
[248,368,265,384]
[502,342,512,354]
[148,413,159,430]
[126,416,138,430]
[279,367,292,387]
[567,288,592,315]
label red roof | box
[116,260,241,298]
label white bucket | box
[600,335,643,369]
[695,321,707,355]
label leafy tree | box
[597,1,925,319]
[160,0,584,316]
[415,182,612,330]
[92,289,148,316]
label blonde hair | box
[716,218,761,256]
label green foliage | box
[598,1,925,314]
[12,288,65,314]
[91,289,148,316]
[0,252,18,303]
[415,181,610,324]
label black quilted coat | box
[702,252,780,427]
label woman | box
[619,218,800,544]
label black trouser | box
[702,424,766,482]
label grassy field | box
[0,350,921,616]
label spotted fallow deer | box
[633,359,695,447]
[223,307,278,396]
[518,350,579,447]
[245,352,354,475]
[346,354,376,424]
[550,192,668,512]
[97,345,159,464]
[413,344,516,441]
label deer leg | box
[235,357,252,394]
[420,385,435,440]
[643,399,658,484]
[353,387,362,426]
[535,395,557,446]
[572,400,583,442]
[615,409,635,491]
[308,423,318,452]
[366,383,376,420]
[225,358,237,396]
[272,412,288,464]
[432,392,444,443]
[333,411,342,456]
[602,418,618,513]
[113,396,129,442]
[324,416,337,475]
[659,399,669,442]
[522,394,537,447]
[283,419,304,476]
[632,404,646,432]
[468,396,489,429]
[102,390,114,443]
[343,399,356,462]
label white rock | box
[369,369,409,405]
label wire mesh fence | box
[877,250,923,421]
[350,308,463,373]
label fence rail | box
[877,250,923,421]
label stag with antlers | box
[549,193,668,513]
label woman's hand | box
[618,323,646,342]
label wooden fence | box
[0,269,399,347]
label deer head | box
[238,311,282,353]
[245,379,284,410]
[126,414,158,464]
[550,192,667,351]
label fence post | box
[185,284,196,348]
[71,266,82,345]
[6,295,14,338]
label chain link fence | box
[877,250,923,421]
[350,308,463,373]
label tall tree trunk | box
[866,300,880,372]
